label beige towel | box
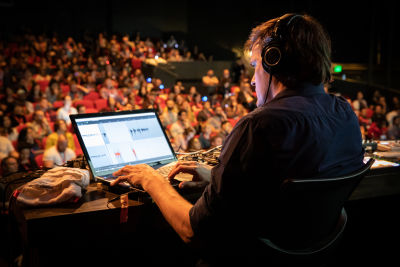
[17,167,90,206]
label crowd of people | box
[0,31,399,178]
[349,90,400,141]
[0,32,253,177]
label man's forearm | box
[144,177,194,243]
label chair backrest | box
[34,153,44,168]
[260,158,375,254]
[94,99,108,110]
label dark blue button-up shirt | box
[189,83,365,253]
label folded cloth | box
[16,167,90,206]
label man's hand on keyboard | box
[167,161,211,190]
[110,164,164,190]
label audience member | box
[161,99,178,127]
[218,69,233,99]
[187,136,202,152]
[43,134,76,168]
[352,91,368,114]
[16,126,42,157]
[169,110,196,152]
[198,122,214,149]
[0,115,19,142]
[29,110,52,145]
[219,120,233,139]
[207,105,227,132]
[56,95,78,126]
[18,145,38,172]
[202,69,219,98]
[0,132,16,160]
[0,29,399,179]
[387,116,400,140]
[45,119,75,151]
[1,156,19,176]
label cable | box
[175,145,222,156]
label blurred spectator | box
[198,122,213,149]
[35,97,56,122]
[389,96,400,111]
[237,82,257,111]
[29,110,52,145]
[18,145,38,172]
[161,99,178,127]
[196,101,213,123]
[45,119,75,151]
[358,108,372,130]
[17,126,42,157]
[224,94,247,119]
[15,87,34,114]
[169,110,196,152]
[10,104,28,126]
[43,134,76,168]
[0,115,19,142]
[187,136,202,152]
[0,132,16,160]
[352,91,368,114]
[218,69,233,99]
[202,69,219,98]
[76,104,86,114]
[219,120,233,139]
[56,95,78,126]
[47,81,62,103]
[1,156,19,176]
[207,105,227,132]
[210,134,224,149]
[27,82,44,103]
[371,104,387,127]
[386,108,399,127]
[372,90,382,105]
[387,116,400,140]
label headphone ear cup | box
[261,39,282,74]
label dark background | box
[1,0,399,91]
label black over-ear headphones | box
[261,14,303,74]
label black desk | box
[6,163,400,267]
[8,184,199,267]
[350,164,400,200]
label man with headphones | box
[111,13,365,266]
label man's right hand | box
[168,161,212,190]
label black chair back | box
[257,158,375,265]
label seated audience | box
[43,134,76,168]
[45,119,75,151]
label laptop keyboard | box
[156,162,193,182]
[156,162,177,179]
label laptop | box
[70,109,181,191]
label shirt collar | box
[270,83,326,103]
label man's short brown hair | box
[245,13,332,88]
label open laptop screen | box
[70,109,177,178]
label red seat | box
[37,80,50,92]
[94,99,108,111]
[41,136,47,150]
[52,100,64,109]
[73,134,83,156]
[85,108,99,114]
[12,140,18,150]
[131,58,142,70]
[35,153,44,168]
[83,91,101,101]
[16,124,26,133]
[74,100,94,109]
[60,84,70,95]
